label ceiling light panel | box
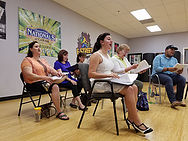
[130,9,152,21]
[146,25,161,32]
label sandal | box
[78,106,88,111]
[70,103,78,108]
[126,118,133,129]
[56,112,69,120]
[132,122,153,134]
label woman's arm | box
[125,64,138,72]
[111,58,125,73]
[57,69,77,85]
[49,66,62,76]
[22,66,54,84]
[112,57,138,73]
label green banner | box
[18,8,61,57]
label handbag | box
[136,91,149,111]
[40,102,57,118]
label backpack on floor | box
[136,91,149,111]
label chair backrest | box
[20,72,26,86]
[148,68,161,85]
[78,63,91,93]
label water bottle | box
[34,107,41,122]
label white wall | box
[128,32,188,82]
[0,0,128,98]
[128,32,188,61]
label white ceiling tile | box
[139,0,163,7]
[164,1,185,15]
[52,0,188,38]
[147,5,167,18]
[117,0,144,11]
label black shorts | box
[26,81,54,93]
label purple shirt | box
[54,60,77,84]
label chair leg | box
[184,83,188,99]
[60,95,63,108]
[28,93,37,107]
[148,86,151,100]
[158,86,162,104]
[112,100,119,136]
[148,81,152,100]
[101,99,104,109]
[121,97,126,120]
[77,99,89,128]
[18,93,24,116]
[64,91,68,109]
[38,94,42,107]
[154,87,158,104]
[93,100,100,116]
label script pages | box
[51,76,67,84]
[173,63,184,73]
[132,60,151,73]
[111,73,138,85]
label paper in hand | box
[51,76,66,83]
[173,63,184,73]
[133,60,151,73]
[66,64,79,72]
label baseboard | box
[0,93,46,102]
[0,95,22,102]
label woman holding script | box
[89,33,153,134]
[111,44,144,94]
[21,41,69,120]
[54,49,87,111]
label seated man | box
[152,45,186,108]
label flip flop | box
[56,112,69,120]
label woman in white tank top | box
[89,33,153,134]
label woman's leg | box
[51,84,69,120]
[59,82,85,108]
[51,84,61,113]
[75,96,85,109]
[134,80,143,94]
[120,85,152,131]
[120,86,141,125]
[132,84,138,103]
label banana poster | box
[18,8,61,57]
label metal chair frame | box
[77,63,126,136]
[18,73,51,116]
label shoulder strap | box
[37,59,48,76]
[25,57,48,76]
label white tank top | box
[96,51,114,75]
[91,51,124,93]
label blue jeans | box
[152,73,186,103]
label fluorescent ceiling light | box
[146,25,161,32]
[130,9,152,21]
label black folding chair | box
[77,63,126,135]
[59,87,73,108]
[184,82,188,99]
[18,73,51,116]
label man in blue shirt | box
[152,45,186,108]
